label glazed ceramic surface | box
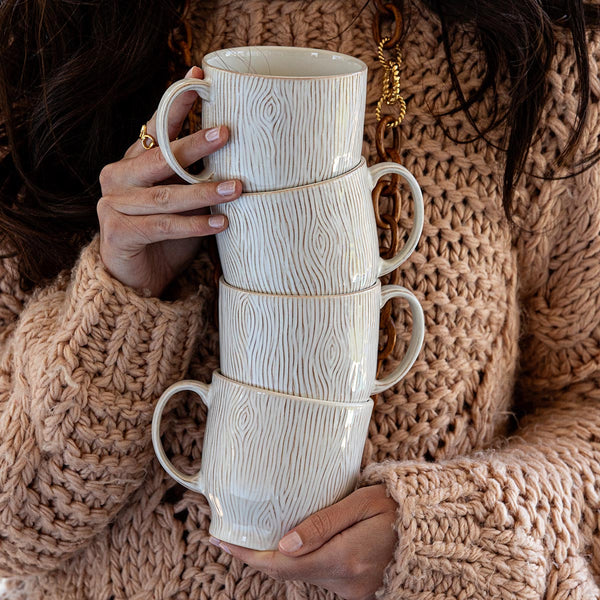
[155,46,367,191]
[219,279,425,400]
[213,158,424,295]
[151,371,373,550]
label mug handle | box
[155,78,214,184]
[151,379,211,492]
[371,285,425,395]
[367,162,424,276]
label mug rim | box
[202,45,368,79]
[219,276,380,300]
[237,156,366,198]
[212,369,374,409]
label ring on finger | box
[139,124,157,150]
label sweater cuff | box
[67,236,204,391]
[30,237,206,455]
[360,458,549,599]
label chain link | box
[376,39,406,129]
[372,1,408,379]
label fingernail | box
[205,127,220,142]
[217,180,236,196]
[185,66,199,77]
[219,542,232,555]
[278,531,302,553]
[209,536,221,547]
[209,215,226,228]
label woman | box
[0,0,599,598]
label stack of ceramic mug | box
[152,46,425,551]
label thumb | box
[277,485,392,556]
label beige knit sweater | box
[2,0,600,598]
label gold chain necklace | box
[372,0,408,377]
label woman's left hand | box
[209,484,398,600]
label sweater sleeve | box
[361,413,599,599]
[361,89,600,600]
[362,197,600,598]
[0,236,205,575]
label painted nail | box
[209,536,221,547]
[208,215,226,228]
[217,181,237,196]
[205,127,220,142]
[219,542,232,555]
[278,531,303,553]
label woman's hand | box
[97,66,241,297]
[209,484,398,600]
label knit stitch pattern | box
[2,0,600,598]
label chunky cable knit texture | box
[2,0,600,598]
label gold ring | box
[139,124,157,150]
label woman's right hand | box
[97,66,241,298]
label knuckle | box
[345,556,368,579]
[96,196,109,218]
[357,485,395,517]
[99,211,123,246]
[148,147,168,173]
[97,200,114,226]
[154,216,174,236]
[356,496,378,521]
[98,164,115,190]
[192,215,212,233]
[333,545,367,580]
[307,511,333,541]
[149,185,171,209]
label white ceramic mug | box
[152,371,373,550]
[219,278,425,401]
[155,46,367,191]
[213,157,424,295]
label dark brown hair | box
[423,0,600,214]
[0,0,182,289]
[0,0,599,289]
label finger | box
[101,179,241,216]
[100,125,229,191]
[101,210,229,250]
[124,65,204,159]
[209,536,348,584]
[209,508,397,591]
[207,542,326,583]
[277,485,396,556]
